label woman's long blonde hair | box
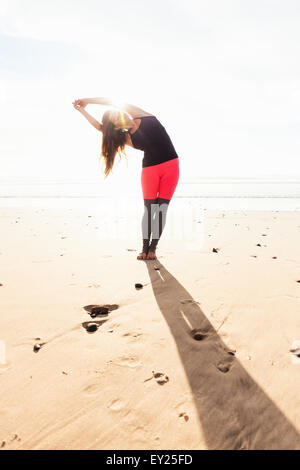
[101,110,127,177]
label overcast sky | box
[1,0,300,182]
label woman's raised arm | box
[73,103,103,132]
[75,97,112,107]
[75,98,153,118]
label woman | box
[72,98,179,260]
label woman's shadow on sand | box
[145,261,300,450]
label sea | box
[1,177,299,242]
[1,177,300,211]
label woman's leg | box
[140,198,157,256]
[148,159,179,258]
[138,166,160,259]
[148,197,170,255]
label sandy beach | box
[1,198,300,450]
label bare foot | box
[137,252,147,260]
[146,251,157,260]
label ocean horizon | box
[1,176,300,199]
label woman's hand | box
[73,102,83,111]
[72,99,87,110]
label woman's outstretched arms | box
[74,97,153,118]
[73,102,103,132]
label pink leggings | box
[141,158,179,200]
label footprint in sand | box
[122,331,143,340]
[192,331,207,341]
[107,398,126,411]
[217,351,235,373]
[83,382,103,396]
[114,357,142,368]
[191,328,213,342]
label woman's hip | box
[141,158,179,199]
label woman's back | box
[129,116,178,167]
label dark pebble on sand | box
[272,256,277,259]
[135,283,143,290]
[212,248,219,253]
[0,284,2,287]
[86,322,98,333]
[256,244,261,247]
[33,344,41,353]
[296,280,300,283]
[90,306,109,317]
[154,267,160,271]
